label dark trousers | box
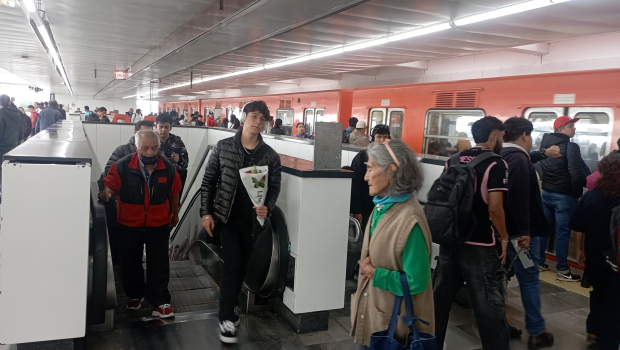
[433,244,509,350]
[591,266,620,350]
[120,225,171,307]
[219,219,255,322]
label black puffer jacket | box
[540,133,586,198]
[0,105,23,160]
[200,130,281,223]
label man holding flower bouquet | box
[200,101,282,344]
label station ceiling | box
[2,0,620,99]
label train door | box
[276,108,294,136]
[204,107,211,117]
[303,108,325,135]
[214,108,222,121]
[368,107,405,140]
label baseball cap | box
[553,115,580,130]
[356,120,367,129]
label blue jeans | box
[541,191,576,272]
[507,242,545,336]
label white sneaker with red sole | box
[126,298,144,310]
[152,304,175,318]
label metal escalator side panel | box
[88,182,112,325]
[181,145,214,206]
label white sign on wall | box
[553,94,576,104]
[381,99,390,106]
[311,102,316,107]
[114,70,127,80]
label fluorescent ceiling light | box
[388,22,452,42]
[454,0,566,27]
[343,37,390,52]
[309,47,345,59]
[21,0,35,12]
[151,0,569,95]
[264,55,312,69]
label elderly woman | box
[350,140,435,349]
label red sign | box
[114,70,127,80]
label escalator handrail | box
[89,182,109,325]
[170,189,202,242]
[180,145,214,206]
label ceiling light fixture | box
[21,0,35,12]
[122,0,569,99]
[453,0,570,27]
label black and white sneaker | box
[232,308,241,327]
[539,263,550,272]
[556,270,581,282]
[219,320,238,344]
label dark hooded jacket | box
[500,145,551,238]
[540,133,586,198]
[200,130,281,224]
[0,105,23,160]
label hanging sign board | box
[114,70,127,80]
[381,99,390,106]
[553,94,575,104]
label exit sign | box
[114,70,127,80]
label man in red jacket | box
[206,112,217,127]
[99,130,181,318]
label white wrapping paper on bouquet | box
[239,165,269,226]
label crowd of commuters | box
[347,115,620,350]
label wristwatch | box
[540,148,547,158]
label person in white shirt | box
[132,109,144,123]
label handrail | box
[181,145,213,206]
[171,189,202,242]
[88,182,109,325]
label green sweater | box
[370,203,430,296]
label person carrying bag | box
[370,274,436,350]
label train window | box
[529,112,559,151]
[423,109,483,158]
[183,108,188,117]
[369,109,385,130]
[191,107,196,114]
[388,109,404,140]
[276,108,294,136]
[315,109,326,122]
[204,108,210,117]
[214,108,222,120]
[572,112,611,172]
[304,109,315,135]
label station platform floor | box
[0,259,594,350]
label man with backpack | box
[428,116,510,350]
[538,116,587,282]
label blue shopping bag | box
[369,273,436,350]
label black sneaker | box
[556,270,581,282]
[219,320,238,344]
[232,308,241,327]
[539,263,550,272]
[509,324,523,338]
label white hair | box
[366,140,424,197]
[135,130,160,149]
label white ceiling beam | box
[396,60,429,70]
[504,43,549,56]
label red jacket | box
[206,117,216,127]
[104,153,182,228]
[30,111,38,128]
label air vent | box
[215,101,222,108]
[279,99,292,109]
[434,90,480,108]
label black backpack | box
[604,204,620,273]
[424,151,499,245]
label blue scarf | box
[373,193,412,206]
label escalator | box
[87,182,117,328]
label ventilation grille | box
[434,90,479,108]
[215,101,222,108]
[279,99,292,109]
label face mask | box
[140,154,158,165]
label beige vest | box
[350,196,435,346]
